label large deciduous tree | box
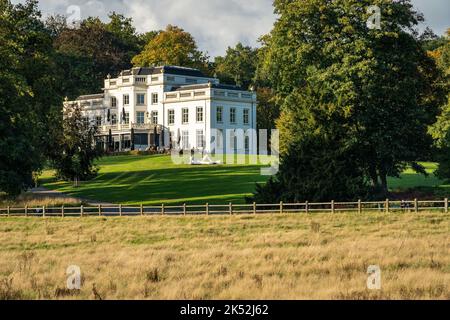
[0,0,62,197]
[52,13,143,99]
[429,29,450,181]
[253,0,444,202]
[132,25,210,73]
[214,43,258,89]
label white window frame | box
[243,109,250,125]
[182,130,189,149]
[217,106,223,123]
[136,93,145,106]
[151,93,159,105]
[136,111,145,124]
[168,109,175,126]
[123,94,130,106]
[151,111,158,125]
[230,108,236,124]
[196,130,204,148]
[182,108,189,124]
[196,107,204,123]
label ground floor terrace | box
[96,123,166,152]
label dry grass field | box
[0,212,449,300]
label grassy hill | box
[39,155,449,205]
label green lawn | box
[40,156,449,205]
[40,155,269,205]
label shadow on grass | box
[42,165,269,205]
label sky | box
[12,0,450,57]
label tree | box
[52,14,143,99]
[132,25,209,72]
[0,0,62,197]
[429,29,450,180]
[252,133,371,203]
[50,103,102,183]
[214,43,258,89]
[257,0,444,199]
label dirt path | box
[29,187,115,206]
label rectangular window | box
[123,94,129,106]
[136,111,145,124]
[182,130,189,149]
[216,129,223,149]
[136,93,145,106]
[151,111,158,125]
[168,110,175,125]
[217,106,223,123]
[243,109,250,125]
[111,114,117,125]
[182,108,189,124]
[196,130,204,148]
[152,93,158,105]
[196,107,203,123]
[111,97,117,107]
[96,116,102,126]
[230,108,236,124]
[124,112,130,125]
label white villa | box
[64,66,257,155]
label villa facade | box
[64,66,258,154]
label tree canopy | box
[0,0,62,197]
[253,0,445,201]
[132,25,210,73]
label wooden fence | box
[0,199,448,217]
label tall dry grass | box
[0,212,448,300]
[0,193,81,208]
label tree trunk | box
[380,171,388,196]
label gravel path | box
[29,187,115,206]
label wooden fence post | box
[253,202,257,215]
[206,203,209,216]
[161,204,165,215]
[305,201,309,214]
[229,203,233,215]
[119,204,122,217]
[98,205,102,216]
[80,205,83,217]
[25,205,28,217]
[43,206,46,218]
[183,203,186,216]
[385,199,389,213]
[7,206,10,217]
[358,200,362,214]
[61,205,64,218]
[280,201,284,214]
[331,201,335,214]
[414,199,419,213]
[445,198,448,213]
[140,204,144,216]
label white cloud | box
[11,0,449,57]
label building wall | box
[69,68,257,154]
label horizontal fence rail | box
[0,199,448,218]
